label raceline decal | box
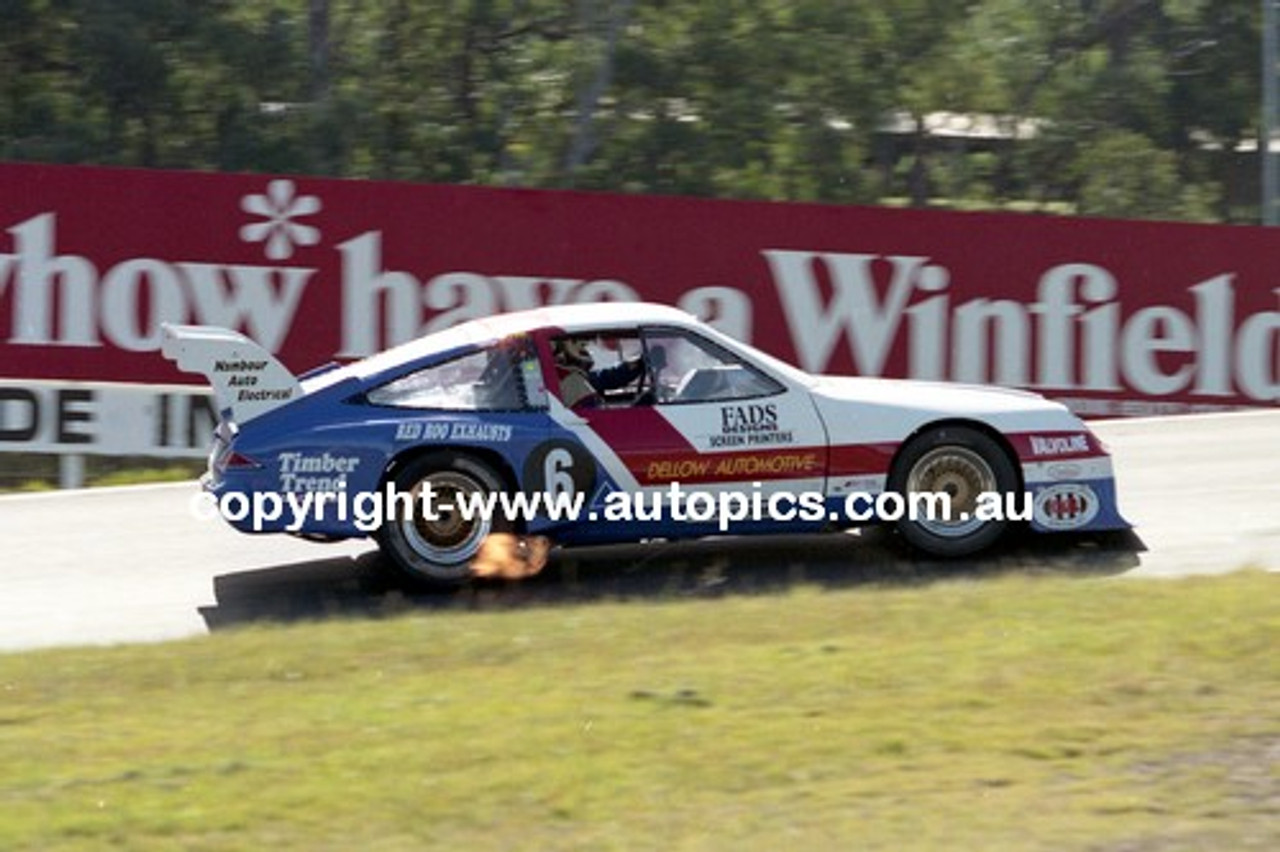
[827,442,899,477]
[555,401,904,489]
[586,404,695,452]
[544,399,641,492]
[576,405,825,486]
[1033,483,1100,530]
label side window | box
[551,332,647,408]
[368,336,545,411]
[643,329,783,404]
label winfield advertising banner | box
[2,161,1279,423]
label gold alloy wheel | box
[401,469,493,567]
[903,445,998,539]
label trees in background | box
[0,0,1265,222]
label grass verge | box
[0,571,1275,851]
[0,455,204,492]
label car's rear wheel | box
[376,452,514,588]
[887,425,1018,558]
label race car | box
[162,302,1129,586]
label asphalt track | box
[1,410,1276,652]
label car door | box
[543,325,830,534]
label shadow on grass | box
[199,527,1145,632]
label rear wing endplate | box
[161,324,301,424]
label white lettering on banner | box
[0,213,312,351]
[2,200,1278,407]
[765,251,941,377]
[0,380,215,457]
[334,231,754,355]
[336,232,641,355]
[765,251,1280,403]
[1237,302,1280,400]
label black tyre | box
[376,452,514,588]
[886,425,1018,558]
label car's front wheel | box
[376,452,514,588]
[887,425,1019,558]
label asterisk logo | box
[239,179,322,260]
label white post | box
[59,453,85,489]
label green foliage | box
[1076,129,1220,221]
[0,0,1267,221]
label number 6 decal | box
[543,447,576,497]
[524,439,596,500]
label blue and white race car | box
[163,303,1129,586]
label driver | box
[553,336,649,408]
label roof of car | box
[473,301,698,337]
[304,302,700,389]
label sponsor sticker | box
[394,421,513,442]
[1028,433,1091,457]
[710,403,794,448]
[1046,462,1084,480]
[278,451,360,492]
[1033,483,1099,530]
[828,474,887,495]
[642,451,821,483]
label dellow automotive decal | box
[636,449,823,485]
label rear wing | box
[161,324,301,424]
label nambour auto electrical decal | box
[0,161,1277,457]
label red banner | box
[1,162,1277,415]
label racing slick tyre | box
[886,425,1019,558]
[376,452,515,588]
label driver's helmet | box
[553,337,593,370]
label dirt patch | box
[1097,735,1280,851]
